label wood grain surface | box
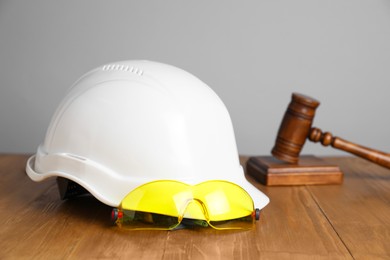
[1,155,390,259]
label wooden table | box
[1,155,390,259]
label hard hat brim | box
[26,153,269,210]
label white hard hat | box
[26,60,269,210]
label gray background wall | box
[1,0,390,157]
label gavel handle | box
[309,127,390,169]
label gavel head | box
[271,93,320,164]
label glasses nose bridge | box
[181,198,210,220]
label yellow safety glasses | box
[111,180,260,230]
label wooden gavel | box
[271,93,390,169]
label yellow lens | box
[192,181,255,230]
[117,180,256,230]
[121,180,189,217]
[193,181,254,221]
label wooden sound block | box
[246,155,343,186]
